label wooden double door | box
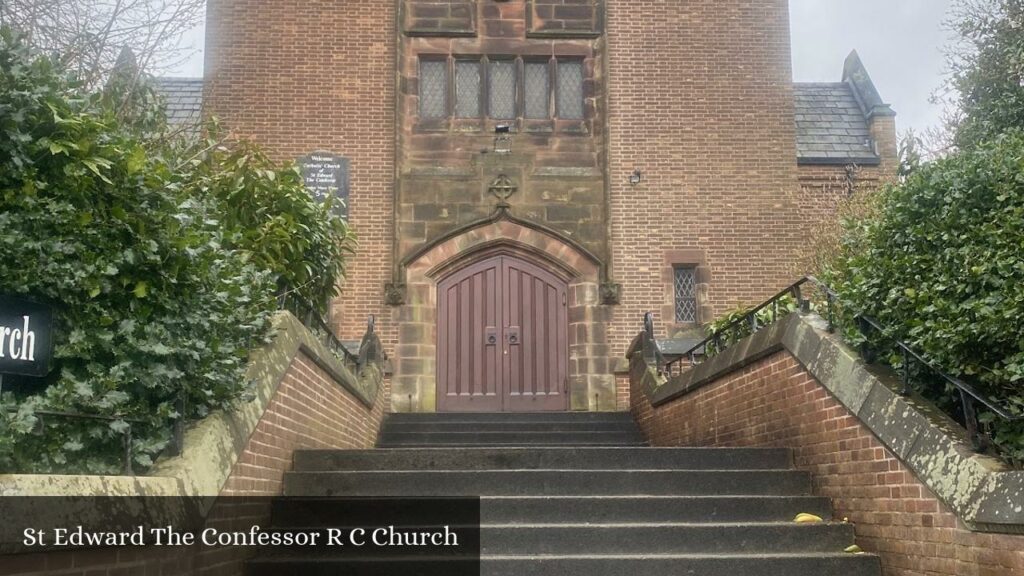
[437,255,569,412]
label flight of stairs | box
[248,412,881,575]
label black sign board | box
[0,296,54,378]
[297,152,350,219]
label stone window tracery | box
[417,56,585,121]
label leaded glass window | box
[420,60,447,119]
[489,60,517,120]
[674,266,698,323]
[419,56,585,120]
[455,61,480,118]
[524,61,550,119]
[557,60,584,119]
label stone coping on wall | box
[635,312,1024,534]
[0,311,381,498]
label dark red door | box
[437,255,568,412]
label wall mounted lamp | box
[494,124,513,154]
[629,170,642,186]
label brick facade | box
[204,0,397,350]
[606,0,805,353]
[796,113,898,241]
[630,351,1024,576]
[201,0,898,412]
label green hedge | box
[0,30,352,473]
[827,131,1024,465]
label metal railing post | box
[121,424,134,476]
[901,347,912,397]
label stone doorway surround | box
[390,214,615,413]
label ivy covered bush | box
[0,30,353,473]
[826,132,1024,465]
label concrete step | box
[383,421,640,433]
[270,495,832,526]
[479,495,832,523]
[247,554,881,576]
[478,522,855,555]
[283,469,812,497]
[293,447,793,472]
[384,412,635,423]
[376,431,646,447]
[376,441,648,448]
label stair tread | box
[304,447,787,452]
[263,413,876,575]
[479,521,849,527]
[251,553,876,560]
[291,468,800,473]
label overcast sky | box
[168,0,957,136]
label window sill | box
[413,118,450,133]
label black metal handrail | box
[276,291,365,367]
[2,409,148,476]
[655,276,1021,452]
[664,278,814,373]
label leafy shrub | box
[182,131,356,314]
[0,30,351,473]
[947,0,1024,150]
[704,295,801,358]
[826,131,1024,465]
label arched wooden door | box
[437,255,569,412]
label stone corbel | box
[384,283,407,306]
[600,281,622,305]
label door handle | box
[505,326,521,345]
[485,327,497,346]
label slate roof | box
[793,82,880,165]
[152,77,204,127]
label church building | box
[157,0,897,414]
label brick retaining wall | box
[631,350,1024,576]
[0,318,386,576]
[220,351,384,495]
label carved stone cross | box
[488,174,518,201]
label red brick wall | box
[0,350,385,576]
[204,0,396,352]
[631,351,1024,576]
[606,0,804,353]
[220,351,385,495]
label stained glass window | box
[489,60,517,120]
[455,61,480,118]
[524,61,550,119]
[674,266,698,323]
[557,60,584,119]
[420,60,447,119]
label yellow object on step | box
[793,513,823,523]
[845,545,864,554]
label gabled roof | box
[151,77,204,127]
[794,51,896,166]
[793,82,880,165]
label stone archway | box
[390,220,614,413]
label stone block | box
[972,471,1024,527]
[404,0,476,36]
[527,0,602,37]
[546,204,592,222]
[856,381,929,460]
[906,424,994,516]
